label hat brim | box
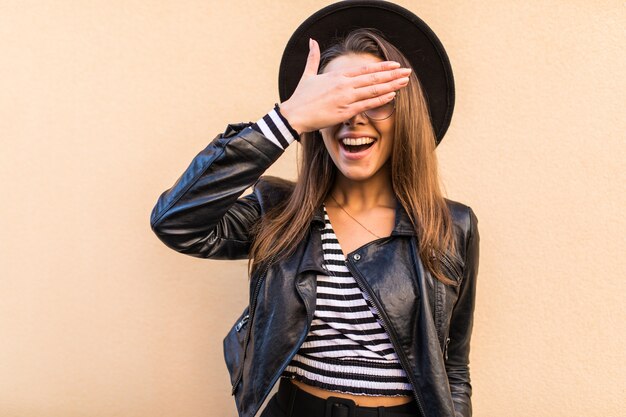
[278,0,455,146]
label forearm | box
[149,106,297,258]
[447,366,472,417]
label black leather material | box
[150,123,480,417]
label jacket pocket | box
[438,251,464,285]
[222,306,250,388]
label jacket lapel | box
[296,201,418,275]
[295,207,326,275]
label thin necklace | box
[329,193,382,239]
[322,204,373,342]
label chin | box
[337,167,378,182]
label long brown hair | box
[248,28,461,286]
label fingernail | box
[309,38,312,49]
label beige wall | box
[1,1,624,416]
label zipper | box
[248,272,316,417]
[439,252,462,284]
[432,249,459,356]
[235,314,249,332]
[438,253,458,361]
[231,254,277,395]
[344,257,428,417]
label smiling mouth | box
[339,137,377,153]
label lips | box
[340,140,376,153]
[338,132,377,150]
[337,141,377,162]
[340,136,376,145]
[335,131,379,159]
[338,132,378,140]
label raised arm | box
[150,38,411,260]
[149,106,296,260]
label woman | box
[150,2,479,417]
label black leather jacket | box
[150,122,480,417]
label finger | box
[349,67,412,89]
[302,38,320,76]
[351,77,409,102]
[342,60,401,77]
[350,91,397,114]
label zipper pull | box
[235,314,249,332]
[444,337,451,360]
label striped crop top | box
[280,204,413,397]
[249,105,412,396]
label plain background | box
[1,1,624,416]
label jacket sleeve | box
[149,112,295,260]
[446,206,480,417]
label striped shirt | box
[250,104,299,150]
[250,106,413,396]
[281,204,414,397]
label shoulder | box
[252,175,296,213]
[444,197,479,242]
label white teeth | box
[341,137,376,146]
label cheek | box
[320,130,337,150]
[385,118,396,136]
[381,123,395,157]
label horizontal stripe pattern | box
[282,204,413,396]
[250,106,297,150]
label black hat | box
[278,0,455,146]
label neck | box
[328,165,396,211]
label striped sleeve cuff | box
[250,104,300,150]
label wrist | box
[277,100,305,135]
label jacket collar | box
[298,201,417,275]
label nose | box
[343,111,368,126]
